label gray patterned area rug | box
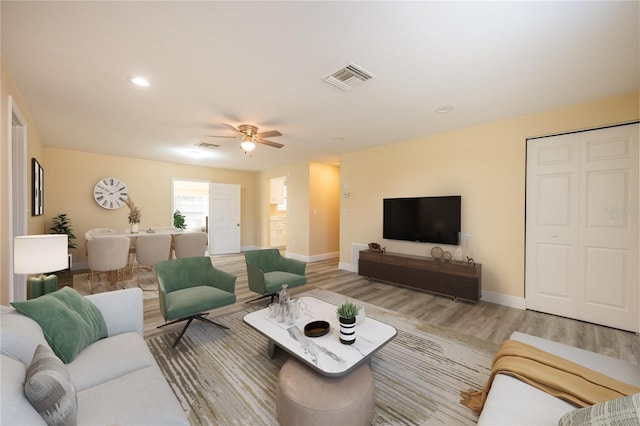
[147,288,498,425]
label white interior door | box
[526,123,639,332]
[525,134,581,318]
[208,183,241,254]
[578,126,638,330]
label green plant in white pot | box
[49,213,77,249]
[336,301,361,345]
[173,210,187,230]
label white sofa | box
[477,331,640,425]
[1,287,189,425]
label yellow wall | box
[339,92,639,300]
[309,162,340,257]
[43,148,259,264]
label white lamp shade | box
[14,235,68,274]
[240,140,256,152]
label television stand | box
[358,250,481,302]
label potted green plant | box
[49,213,77,249]
[336,301,361,345]
[173,210,187,230]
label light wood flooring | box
[64,252,639,365]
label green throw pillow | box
[558,393,640,426]
[11,286,107,363]
[25,344,78,426]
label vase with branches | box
[125,197,141,224]
[125,197,141,233]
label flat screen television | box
[383,196,461,245]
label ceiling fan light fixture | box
[240,140,256,152]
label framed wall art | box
[32,158,44,216]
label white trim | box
[284,251,339,263]
[9,96,28,302]
[480,290,526,310]
[339,261,357,272]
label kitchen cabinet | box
[270,220,287,247]
[270,177,285,204]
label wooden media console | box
[358,250,481,302]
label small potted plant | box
[49,213,77,249]
[336,301,361,345]
[173,210,187,230]
[49,213,76,270]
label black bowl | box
[304,320,330,337]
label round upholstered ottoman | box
[276,358,375,426]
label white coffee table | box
[243,296,397,377]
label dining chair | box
[173,232,208,258]
[84,228,117,255]
[134,233,172,289]
[86,235,131,292]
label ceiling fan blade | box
[220,123,243,136]
[204,135,238,139]
[257,138,284,148]
[257,130,282,139]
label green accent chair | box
[156,256,237,347]
[244,249,307,303]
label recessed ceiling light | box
[435,105,454,114]
[129,76,150,87]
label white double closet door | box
[525,123,639,332]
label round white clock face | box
[93,178,128,209]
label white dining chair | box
[86,235,131,292]
[173,232,208,258]
[134,234,172,288]
[84,228,117,254]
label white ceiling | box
[2,1,638,172]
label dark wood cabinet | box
[358,250,481,302]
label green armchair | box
[244,249,307,303]
[156,256,237,347]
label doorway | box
[269,176,287,248]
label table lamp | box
[14,234,68,299]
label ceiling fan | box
[207,123,284,152]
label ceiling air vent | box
[196,142,220,149]
[323,63,375,91]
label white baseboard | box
[339,261,357,272]
[286,251,339,263]
[480,290,526,310]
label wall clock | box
[93,177,128,209]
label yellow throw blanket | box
[461,339,640,414]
